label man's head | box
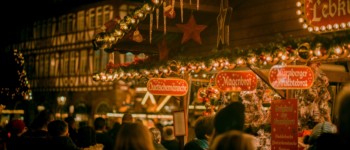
[122,113,133,124]
[194,116,214,140]
[64,116,76,128]
[48,120,69,137]
[214,102,245,135]
[94,117,106,131]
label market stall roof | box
[101,0,222,57]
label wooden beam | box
[324,71,350,83]
[174,2,220,13]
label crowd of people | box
[0,84,350,150]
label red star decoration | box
[176,15,207,45]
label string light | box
[92,0,350,83]
[1,49,32,100]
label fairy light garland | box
[296,0,350,33]
[92,35,350,82]
[91,1,350,82]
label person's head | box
[64,116,76,128]
[79,121,88,128]
[194,116,214,140]
[94,117,106,131]
[122,113,133,124]
[335,84,350,139]
[163,126,175,141]
[47,120,69,137]
[115,123,154,150]
[8,119,27,136]
[213,102,245,135]
[77,126,97,148]
[149,127,162,144]
[210,130,256,150]
[112,122,121,130]
[30,109,55,131]
[307,121,337,145]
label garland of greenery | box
[93,31,350,81]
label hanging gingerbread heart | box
[164,5,176,19]
[132,28,143,43]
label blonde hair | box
[210,130,257,150]
[115,123,154,150]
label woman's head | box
[115,123,154,150]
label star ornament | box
[217,6,227,47]
[176,15,207,45]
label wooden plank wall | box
[230,0,311,48]
[180,0,314,57]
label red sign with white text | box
[215,71,257,91]
[271,99,298,150]
[269,65,314,89]
[304,0,350,32]
[147,78,188,96]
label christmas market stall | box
[90,0,350,149]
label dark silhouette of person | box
[94,117,113,150]
[47,119,80,150]
[19,109,55,150]
[64,116,78,144]
[314,86,350,150]
[210,102,245,145]
[108,122,121,148]
[184,116,214,150]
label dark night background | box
[0,0,102,89]
[0,0,39,89]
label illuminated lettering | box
[312,0,350,21]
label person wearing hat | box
[305,121,337,150]
[314,84,350,150]
[6,119,27,150]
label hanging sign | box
[271,99,298,150]
[147,78,188,96]
[269,65,314,89]
[298,0,350,33]
[215,71,258,91]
